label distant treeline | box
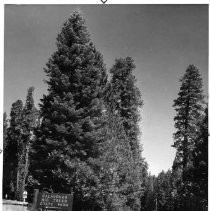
[3,11,208,211]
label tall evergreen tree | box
[30,11,107,210]
[3,100,23,199]
[172,64,205,210]
[16,87,39,201]
[108,57,144,210]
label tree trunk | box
[22,142,30,194]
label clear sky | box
[4,5,208,175]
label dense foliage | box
[142,170,174,211]
[108,57,145,210]
[191,107,208,210]
[95,110,135,210]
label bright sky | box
[4,5,208,176]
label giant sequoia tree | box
[172,64,205,210]
[30,11,107,210]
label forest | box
[3,11,208,211]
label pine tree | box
[30,11,107,210]
[3,100,23,199]
[172,64,205,210]
[16,87,39,201]
[108,57,144,210]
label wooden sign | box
[34,191,73,211]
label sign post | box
[23,191,27,203]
